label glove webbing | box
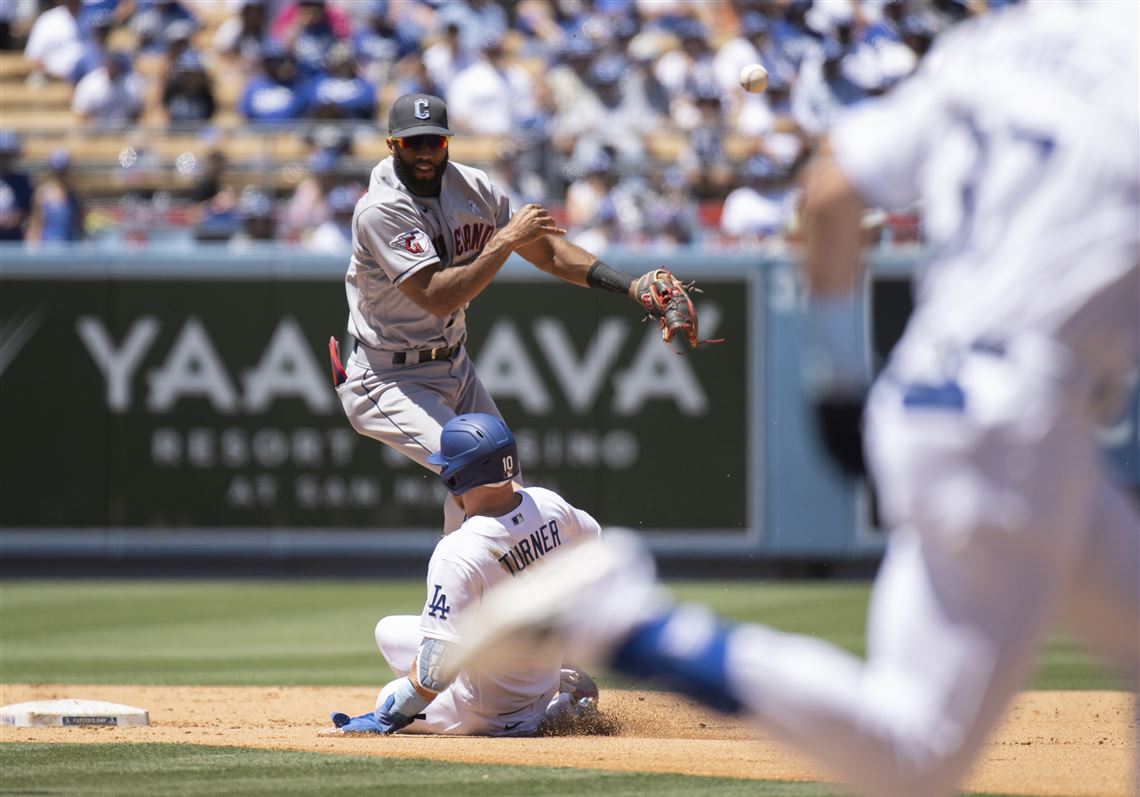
[640,278,725,350]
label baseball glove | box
[633,268,721,350]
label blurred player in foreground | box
[452,2,1139,794]
[326,413,602,736]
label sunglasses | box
[391,135,450,151]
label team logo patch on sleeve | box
[389,229,431,255]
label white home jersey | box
[417,487,602,723]
[345,158,512,352]
[832,1,1139,409]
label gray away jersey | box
[345,158,512,351]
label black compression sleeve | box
[586,260,636,296]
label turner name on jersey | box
[498,519,562,576]
[418,486,602,644]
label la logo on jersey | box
[427,584,450,619]
[390,229,430,255]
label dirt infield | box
[0,685,1133,797]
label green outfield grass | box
[0,743,1028,797]
[0,580,1121,689]
[0,580,1122,797]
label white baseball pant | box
[722,342,1138,797]
[373,615,566,736]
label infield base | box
[1,699,149,728]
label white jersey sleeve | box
[829,68,943,212]
[418,549,478,644]
[555,491,602,543]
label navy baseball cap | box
[388,94,452,138]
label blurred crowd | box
[0,0,1010,251]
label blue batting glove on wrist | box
[330,694,416,735]
[375,692,417,733]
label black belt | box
[353,334,465,366]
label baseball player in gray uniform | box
[326,413,602,736]
[330,93,701,534]
[452,2,1139,795]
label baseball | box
[739,63,769,93]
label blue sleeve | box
[344,79,377,118]
[295,78,318,116]
[286,86,308,120]
[238,83,257,119]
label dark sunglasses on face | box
[391,135,450,151]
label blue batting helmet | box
[427,413,520,495]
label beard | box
[393,152,448,197]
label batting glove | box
[330,694,416,735]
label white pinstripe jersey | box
[345,158,512,352]
[832,1,1139,407]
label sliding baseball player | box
[326,413,602,736]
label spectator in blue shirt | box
[791,38,865,137]
[279,0,345,81]
[239,44,306,123]
[191,150,239,243]
[77,0,133,33]
[229,187,277,249]
[70,9,115,85]
[769,0,824,71]
[162,50,216,125]
[302,43,376,121]
[131,0,197,55]
[899,12,940,59]
[435,0,507,55]
[353,0,418,67]
[0,131,33,242]
[305,183,357,253]
[860,0,905,45]
[26,150,85,246]
[213,0,270,76]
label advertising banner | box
[0,270,748,533]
